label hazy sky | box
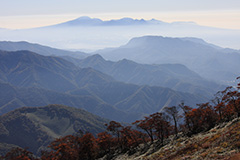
[0,0,240,29]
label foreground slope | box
[0,105,108,155]
[106,118,240,160]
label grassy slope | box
[110,118,240,160]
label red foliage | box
[133,112,170,143]
[120,126,148,149]
[96,131,113,154]
[42,133,98,160]
[106,121,123,144]
[185,103,218,134]
[133,116,155,143]
[1,147,38,160]
[223,88,240,118]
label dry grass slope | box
[110,118,240,160]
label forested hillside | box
[0,105,108,155]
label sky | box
[0,0,240,29]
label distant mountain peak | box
[75,16,102,21]
[57,17,166,26]
[47,16,200,28]
[120,17,134,21]
[60,16,103,26]
[85,54,105,62]
[76,16,92,20]
[124,35,218,49]
[117,58,137,65]
[123,36,166,47]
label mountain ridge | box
[96,36,240,84]
[49,16,171,27]
[0,50,207,122]
[0,41,88,59]
[76,54,224,96]
[0,50,113,92]
[0,82,130,122]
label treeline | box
[2,78,240,160]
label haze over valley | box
[1,16,240,51]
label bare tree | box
[164,106,181,137]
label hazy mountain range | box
[54,16,168,26]
[0,49,207,122]
[0,41,88,59]
[0,17,240,50]
[0,50,112,92]
[0,32,238,157]
[1,36,239,86]
[95,36,240,84]
[0,82,131,122]
[75,54,224,96]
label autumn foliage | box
[1,147,38,160]
[41,133,98,160]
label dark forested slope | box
[0,105,108,155]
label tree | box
[212,89,227,122]
[198,103,218,130]
[44,135,79,160]
[185,103,218,135]
[237,76,240,89]
[2,147,38,160]
[106,121,123,145]
[96,131,113,155]
[133,112,171,143]
[133,116,155,143]
[128,129,148,147]
[151,112,171,144]
[120,126,134,150]
[222,86,240,118]
[164,106,181,137]
[179,102,193,134]
[119,126,148,150]
[186,108,203,134]
[78,133,98,160]
[43,133,98,160]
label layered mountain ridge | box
[0,41,88,59]
[96,36,240,83]
[75,54,224,97]
[0,36,239,158]
[0,50,207,122]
